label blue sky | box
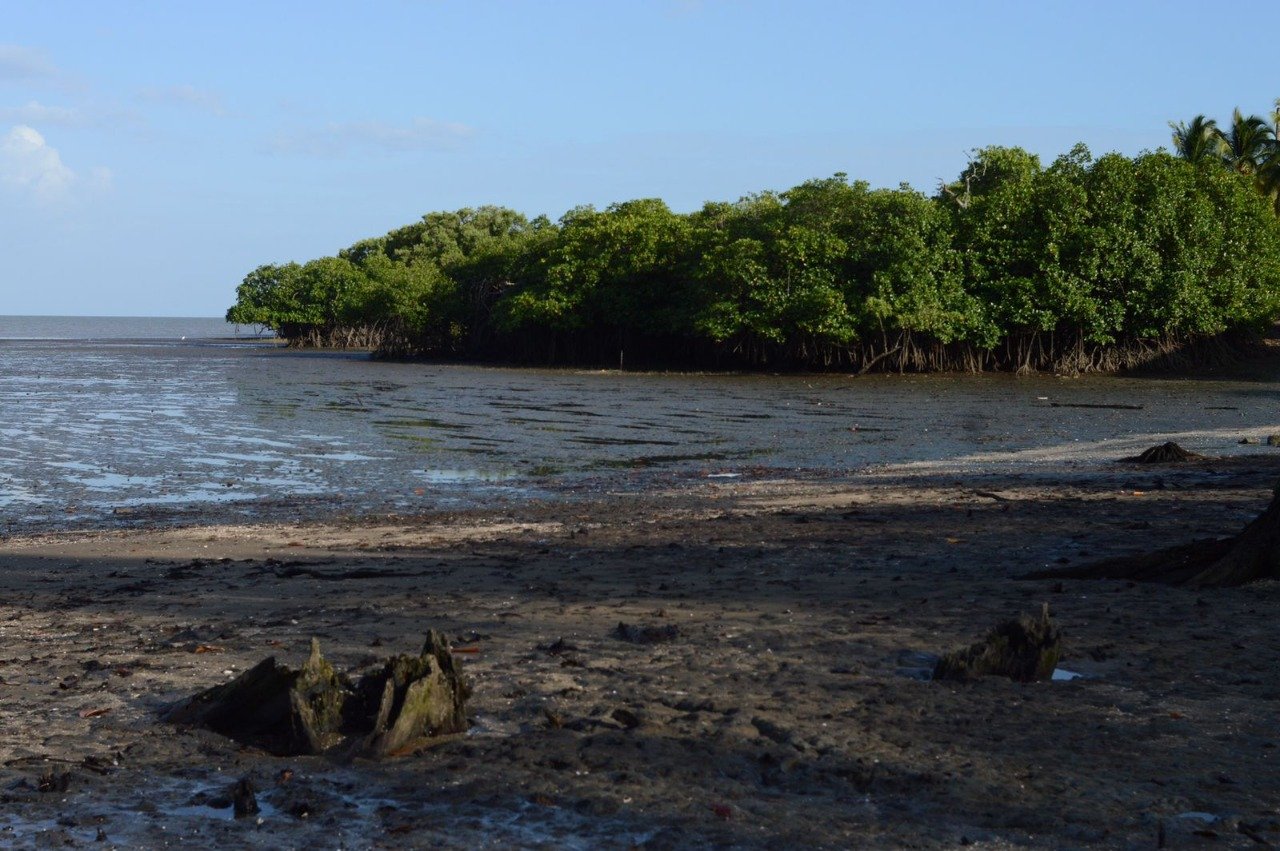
[3,0,1278,317]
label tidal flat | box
[2,456,1280,848]
[2,325,1280,847]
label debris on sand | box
[232,777,259,818]
[933,604,1061,683]
[614,622,680,644]
[37,769,72,793]
[164,631,470,757]
[1122,442,1204,464]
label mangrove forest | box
[227,107,1280,373]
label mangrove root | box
[164,631,470,757]
[933,604,1061,683]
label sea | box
[2,315,1278,536]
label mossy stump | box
[163,638,345,756]
[164,631,470,757]
[350,630,473,755]
[933,604,1061,683]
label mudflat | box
[2,456,1280,849]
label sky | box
[2,1,1279,317]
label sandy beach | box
[2,452,1279,848]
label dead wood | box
[1121,441,1204,464]
[933,604,1061,683]
[164,631,470,757]
[1026,483,1280,588]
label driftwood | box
[933,604,1061,683]
[164,631,470,757]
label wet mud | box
[2,332,1280,846]
[3,338,1280,538]
[1,456,1280,847]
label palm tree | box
[1259,148,1280,214]
[1215,108,1276,175]
[1264,100,1280,213]
[1168,114,1221,163]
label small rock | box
[37,769,72,794]
[751,717,795,746]
[541,637,577,656]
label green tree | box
[1168,115,1221,164]
[225,262,305,331]
[1216,108,1276,175]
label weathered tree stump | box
[1028,482,1280,587]
[1122,441,1204,463]
[350,630,472,756]
[165,631,470,757]
[164,638,346,756]
[933,604,1061,683]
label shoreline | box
[2,457,1280,846]
[281,327,1280,378]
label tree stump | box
[165,631,470,757]
[933,604,1061,683]
[351,630,472,756]
[1027,482,1280,587]
[1122,441,1204,463]
[163,638,346,756]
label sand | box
[2,454,1280,849]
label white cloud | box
[0,100,84,127]
[0,45,59,83]
[0,124,76,203]
[138,84,227,116]
[270,117,475,156]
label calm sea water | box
[1,316,1278,535]
[0,315,267,341]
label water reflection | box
[0,333,1277,534]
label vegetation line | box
[228,104,1280,373]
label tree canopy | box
[229,125,1280,372]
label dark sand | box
[1,454,1280,848]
